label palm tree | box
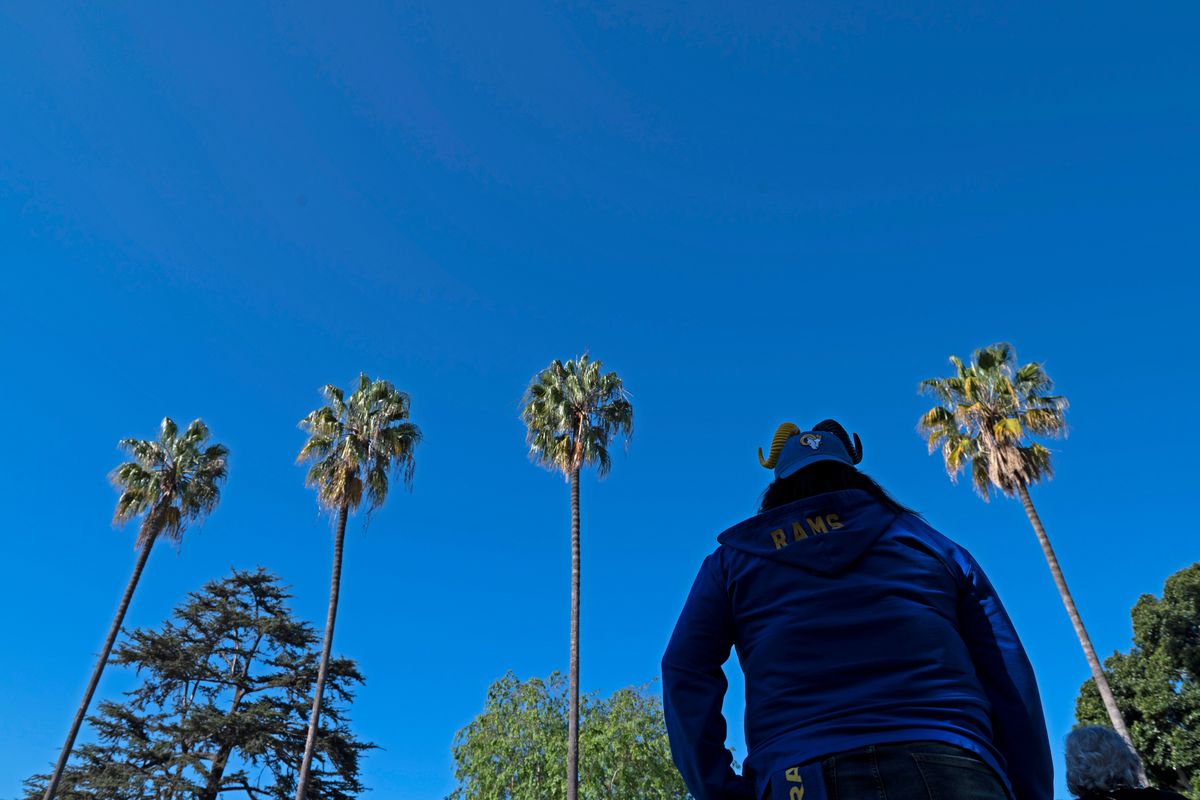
[294,374,421,800]
[521,354,633,800]
[43,417,228,800]
[918,343,1139,758]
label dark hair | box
[758,461,919,516]
[757,419,919,517]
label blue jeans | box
[769,741,1009,800]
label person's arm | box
[956,549,1054,800]
[661,553,754,800]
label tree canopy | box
[297,373,422,514]
[1076,563,1200,798]
[918,342,1067,499]
[111,416,230,547]
[26,569,372,800]
[521,354,633,479]
[448,672,689,800]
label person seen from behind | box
[1066,726,1187,800]
[661,419,1053,800]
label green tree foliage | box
[521,355,634,800]
[294,374,421,799]
[1076,564,1200,798]
[25,569,371,800]
[448,672,688,800]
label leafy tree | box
[521,355,634,800]
[449,673,568,799]
[43,418,229,800]
[448,672,688,800]
[918,343,1138,759]
[25,569,371,800]
[294,374,421,799]
[1076,564,1200,798]
[581,683,690,799]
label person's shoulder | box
[886,513,974,575]
[889,513,949,544]
[702,544,736,579]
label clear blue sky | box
[1,3,1195,799]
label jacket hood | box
[716,489,898,575]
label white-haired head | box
[1066,726,1145,797]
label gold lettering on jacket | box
[786,766,805,800]
[769,513,846,549]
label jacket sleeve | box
[955,548,1054,800]
[661,553,754,800]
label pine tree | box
[26,569,372,800]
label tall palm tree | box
[294,373,421,800]
[43,417,228,800]
[521,354,633,800]
[918,343,1139,758]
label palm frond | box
[521,355,634,479]
[993,417,1024,442]
[917,406,954,436]
[320,384,347,419]
[1021,407,1067,437]
[974,342,1015,372]
[118,438,166,470]
[970,455,992,501]
[298,375,421,514]
[919,342,1067,497]
[942,434,974,479]
[110,417,228,548]
[1022,442,1055,483]
[158,417,178,447]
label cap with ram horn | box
[757,419,864,480]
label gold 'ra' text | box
[786,766,805,800]
[769,514,844,549]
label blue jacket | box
[661,489,1052,800]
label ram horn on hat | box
[813,419,864,465]
[758,422,801,468]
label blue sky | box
[0,2,1196,798]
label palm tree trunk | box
[567,466,581,800]
[43,532,157,800]
[295,502,349,800]
[1016,483,1145,781]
